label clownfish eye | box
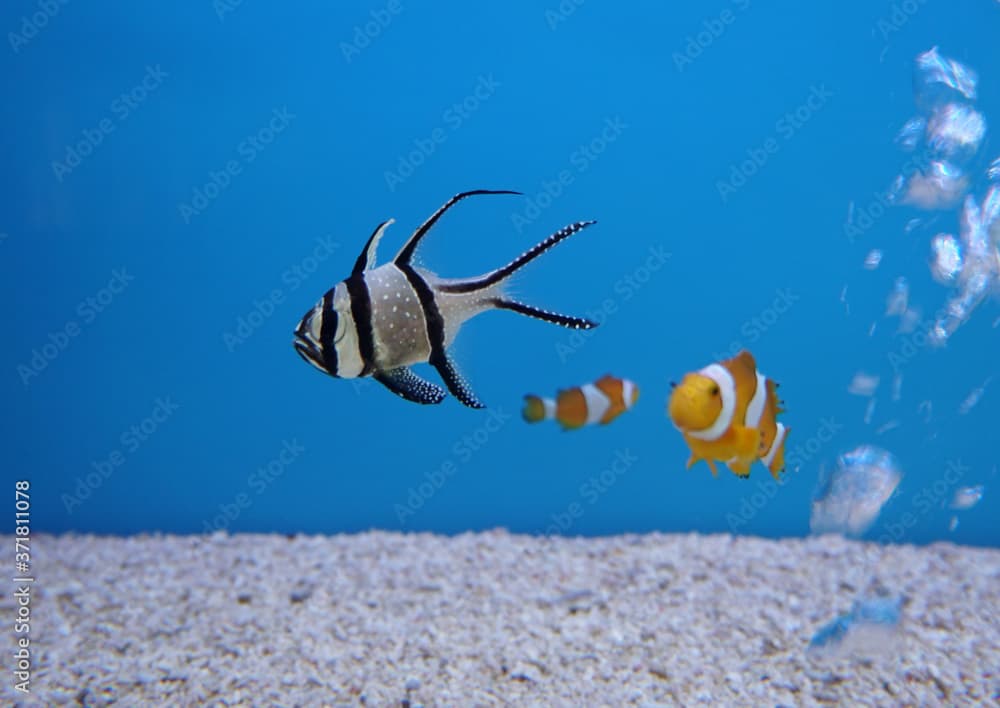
[710,384,720,396]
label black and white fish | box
[293,190,598,408]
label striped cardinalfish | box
[523,375,639,429]
[293,190,598,408]
[667,350,789,479]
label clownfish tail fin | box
[522,394,552,423]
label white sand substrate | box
[1,530,997,707]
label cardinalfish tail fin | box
[437,220,597,296]
[522,394,554,423]
[490,298,596,330]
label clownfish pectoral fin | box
[733,425,761,460]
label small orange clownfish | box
[523,375,639,429]
[667,350,788,479]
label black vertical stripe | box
[318,289,339,375]
[396,264,484,407]
[397,265,445,355]
[345,273,376,376]
[397,264,446,357]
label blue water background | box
[2,2,997,546]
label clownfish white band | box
[687,364,736,441]
[744,371,768,429]
[622,379,636,409]
[581,383,612,425]
[761,422,787,468]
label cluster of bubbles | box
[889,46,1000,345]
[804,48,995,660]
[948,483,986,531]
[891,47,981,210]
[809,445,902,537]
[808,593,903,659]
[822,48,992,544]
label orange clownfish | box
[523,375,639,429]
[667,350,788,479]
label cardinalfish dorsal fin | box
[392,189,522,267]
[352,219,395,274]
